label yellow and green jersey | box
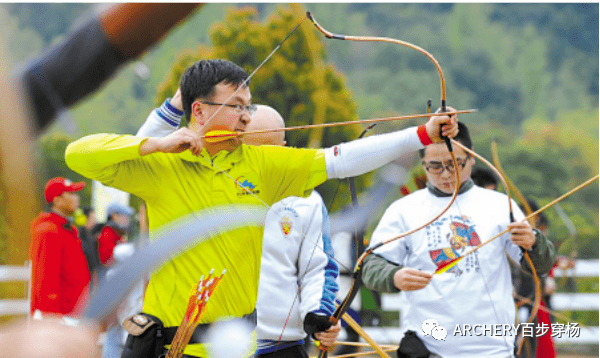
[66,134,327,356]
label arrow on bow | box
[202,110,476,143]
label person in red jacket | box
[29,177,91,317]
[97,202,134,266]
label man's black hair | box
[180,59,249,122]
[471,167,498,189]
[419,121,472,158]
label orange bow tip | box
[204,130,239,143]
[435,256,463,274]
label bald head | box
[242,105,286,147]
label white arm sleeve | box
[136,98,182,138]
[324,126,424,179]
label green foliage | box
[4,3,91,45]
[156,5,368,211]
[468,116,599,258]
[36,132,92,206]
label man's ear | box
[51,195,61,208]
[191,100,205,126]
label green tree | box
[36,132,92,206]
[156,5,370,212]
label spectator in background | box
[471,167,498,190]
[77,207,103,284]
[29,177,91,317]
[98,203,135,266]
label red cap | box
[44,177,86,203]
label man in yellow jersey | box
[138,98,342,357]
[66,59,458,357]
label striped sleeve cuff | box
[157,98,184,127]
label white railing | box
[0,264,31,316]
[2,260,597,345]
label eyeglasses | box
[422,156,469,174]
[201,101,257,116]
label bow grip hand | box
[426,106,458,150]
[304,312,334,338]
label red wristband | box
[417,124,433,146]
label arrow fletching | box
[204,130,239,143]
[435,256,464,274]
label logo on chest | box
[276,206,299,237]
[280,216,293,236]
[235,175,260,196]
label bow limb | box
[490,140,542,355]
[447,174,598,261]
[307,7,461,282]
[307,12,447,108]
[318,267,391,358]
[490,140,534,225]
[308,12,461,356]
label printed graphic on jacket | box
[272,204,299,238]
[280,216,292,236]
[428,215,481,276]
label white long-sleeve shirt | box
[369,184,525,358]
